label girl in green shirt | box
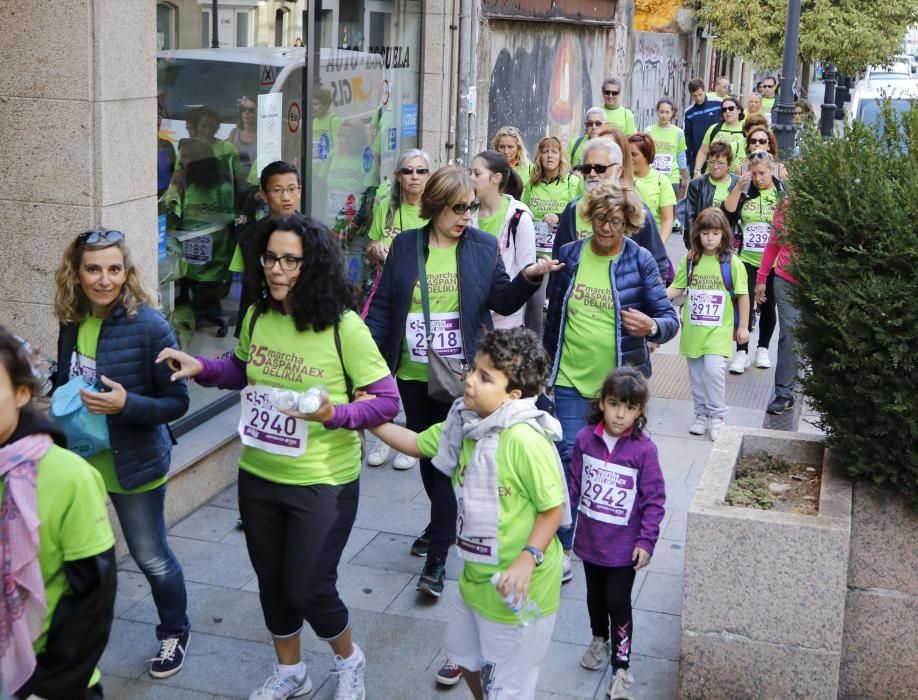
[628,133,677,245]
[644,98,689,197]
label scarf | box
[433,397,572,554]
[0,433,52,696]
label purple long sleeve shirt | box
[569,422,667,568]
[195,354,400,430]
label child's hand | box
[736,328,751,345]
[632,546,651,571]
[498,554,536,607]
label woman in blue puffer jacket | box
[52,229,191,680]
[543,184,678,565]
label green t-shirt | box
[513,161,534,183]
[0,444,115,687]
[574,197,594,241]
[396,244,461,382]
[672,253,749,358]
[523,175,585,258]
[73,317,167,495]
[710,176,733,209]
[645,124,687,185]
[180,182,236,283]
[557,244,619,398]
[324,152,374,229]
[368,198,428,246]
[602,106,637,135]
[312,113,343,180]
[739,186,779,267]
[235,308,390,485]
[416,421,564,624]
[567,135,590,168]
[633,170,677,229]
[477,197,510,238]
[761,95,776,116]
[702,122,746,173]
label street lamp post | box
[212,0,219,48]
[773,0,802,160]
[819,64,837,137]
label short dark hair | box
[473,150,523,200]
[688,79,705,94]
[260,160,300,192]
[186,105,219,132]
[0,326,41,399]
[249,214,358,332]
[588,367,650,440]
[476,328,550,399]
[707,141,734,165]
[627,133,656,164]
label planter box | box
[679,427,852,699]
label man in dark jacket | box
[684,78,723,177]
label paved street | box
[100,237,819,699]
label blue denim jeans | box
[553,385,593,550]
[109,485,189,640]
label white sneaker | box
[561,554,573,584]
[754,347,771,368]
[708,417,724,441]
[728,350,750,374]
[333,645,366,700]
[393,452,417,471]
[580,636,609,670]
[608,667,635,699]
[248,664,312,699]
[688,415,707,435]
[366,441,391,467]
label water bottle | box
[270,386,328,413]
[490,573,542,626]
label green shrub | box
[787,106,918,508]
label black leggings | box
[737,262,776,352]
[583,561,637,670]
[397,378,455,562]
[238,469,359,640]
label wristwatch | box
[650,321,659,337]
[523,545,544,567]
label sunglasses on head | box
[76,230,125,247]
[399,167,430,176]
[749,137,769,145]
[585,120,604,127]
[577,163,616,175]
[748,151,774,163]
[603,90,620,96]
[451,200,481,215]
[722,105,737,112]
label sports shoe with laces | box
[435,660,462,686]
[608,667,635,699]
[688,415,707,435]
[248,664,312,699]
[754,347,771,368]
[410,525,431,557]
[708,417,724,441]
[149,629,190,678]
[332,645,366,700]
[729,350,750,374]
[393,451,417,470]
[417,556,446,597]
[766,395,795,415]
[580,636,609,670]
[561,554,573,584]
[366,441,391,467]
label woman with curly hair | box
[159,214,400,700]
[51,229,190,679]
[491,125,533,183]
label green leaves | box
[690,0,918,74]
[787,108,918,508]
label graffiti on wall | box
[486,26,611,155]
[628,33,688,131]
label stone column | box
[0,1,157,353]
[419,0,456,166]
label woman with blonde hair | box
[52,229,191,680]
[491,125,532,183]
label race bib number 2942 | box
[578,455,638,526]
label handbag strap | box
[333,320,354,402]
[415,229,434,342]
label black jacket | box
[682,173,740,239]
[6,410,116,700]
[365,224,540,371]
[53,304,189,490]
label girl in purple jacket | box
[569,367,666,700]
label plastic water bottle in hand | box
[270,386,328,414]
[490,573,541,626]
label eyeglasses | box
[577,163,617,175]
[451,200,481,215]
[596,217,625,228]
[707,158,728,167]
[240,106,256,113]
[267,186,302,197]
[76,230,125,247]
[721,105,737,112]
[762,83,776,89]
[260,253,304,271]
[603,90,620,96]
[748,137,769,145]
[748,151,774,163]
[585,120,604,127]
[399,167,430,175]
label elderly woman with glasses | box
[51,229,191,679]
[364,166,558,602]
[693,95,746,176]
[722,151,787,374]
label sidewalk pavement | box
[100,236,819,699]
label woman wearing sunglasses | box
[567,107,607,169]
[227,96,258,179]
[735,128,789,180]
[51,229,191,679]
[693,96,746,176]
[491,125,533,182]
[365,167,558,605]
[722,151,787,374]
